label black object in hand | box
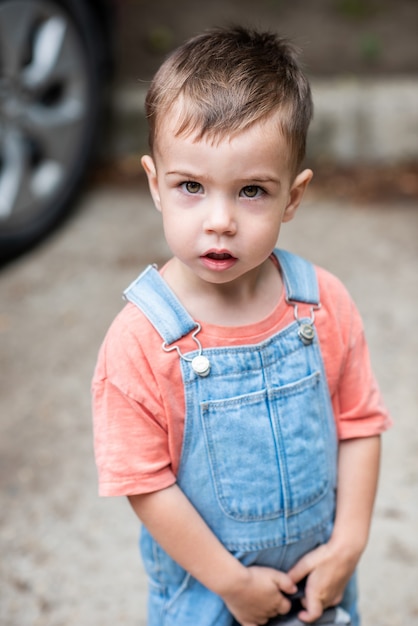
[265,580,351,625]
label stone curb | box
[103,78,418,164]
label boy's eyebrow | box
[165,170,281,184]
[165,170,203,179]
[247,176,281,184]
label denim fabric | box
[340,572,359,626]
[123,263,197,344]
[125,249,358,626]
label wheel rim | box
[0,0,90,233]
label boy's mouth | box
[200,250,238,271]
[204,251,235,260]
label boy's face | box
[142,111,312,292]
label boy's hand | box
[287,540,359,623]
[289,436,381,622]
[221,565,297,626]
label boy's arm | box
[288,434,381,623]
[128,484,296,626]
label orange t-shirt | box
[92,264,391,497]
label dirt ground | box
[114,0,418,82]
[1,181,417,625]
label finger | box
[298,591,323,623]
[275,595,292,616]
[272,570,298,595]
[288,563,310,584]
[287,554,314,584]
[298,606,323,623]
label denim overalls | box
[124,249,358,626]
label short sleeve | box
[92,306,177,496]
[315,267,392,440]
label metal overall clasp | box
[162,323,211,377]
[288,301,321,346]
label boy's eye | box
[241,185,263,198]
[182,181,202,194]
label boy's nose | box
[203,200,237,235]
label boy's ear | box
[282,169,313,223]
[141,155,161,211]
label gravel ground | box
[1,184,417,626]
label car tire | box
[0,0,109,262]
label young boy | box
[92,26,391,626]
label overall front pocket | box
[200,371,331,521]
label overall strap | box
[123,265,197,345]
[273,249,320,306]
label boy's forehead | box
[153,100,289,151]
[152,109,295,181]
[156,99,188,136]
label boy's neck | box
[162,256,283,327]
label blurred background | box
[1,1,418,625]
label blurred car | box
[0,0,114,262]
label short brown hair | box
[145,26,313,173]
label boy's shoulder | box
[105,299,159,345]
[275,248,351,302]
[313,263,361,334]
[280,248,354,309]
[93,298,165,392]
[315,263,350,297]
[97,299,161,372]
